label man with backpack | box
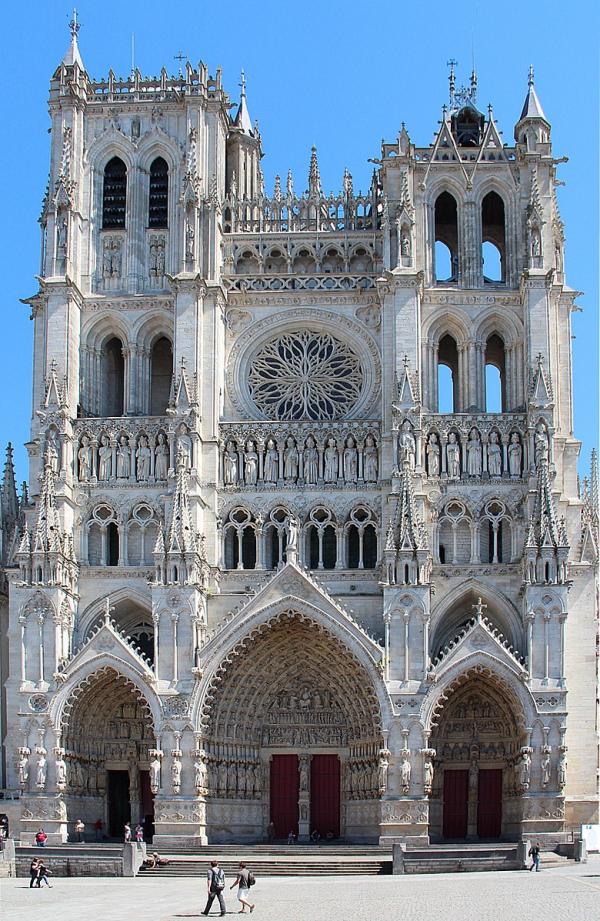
[202,859,227,916]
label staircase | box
[399,843,522,873]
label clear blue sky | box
[0,0,597,484]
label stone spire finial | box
[62,8,84,69]
[32,451,63,553]
[518,65,548,123]
[307,146,321,197]
[166,451,197,554]
[2,443,19,525]
[234,69,253,135]
[524,447,569,583]
[286,168,294,199]
[273,174,282,201]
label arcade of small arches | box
[228,241,378,276]
[436,497,520,566]
[222,504,379,571]
[83,502,161,568]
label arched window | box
[481,192,506,283]
[107,521,119,566]
[224,508,256,570]
[265,507,288,570]
[101,337,125,416]
[148,157,169,228]
[102,157,127,229]
[438,334,459,412]
[485,333,506,412]
[347,507,378,569]
[434,192,458,283]
[127,504,159,566]
[308,508,336,570]
[150,337,173,415]
[438,501,470,565]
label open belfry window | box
[148,157,169,228]
[102,157,127,229]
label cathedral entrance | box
[430,669,522,841]
[203,611,383,842]
[107,770,130,837]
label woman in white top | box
[230,861,255,913]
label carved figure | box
[223,441,238,485]
[18,752,29,786]
[324,438,338,483]
[400,230,411,257]
[149,754,161,792]
[517,750,531,790]
[364,434,378,482]
[399,420,416,469]
[535,422,549,465]
[116,435,131,479]
[423,757,434,793]
[557,751,567,789]
[303,436,319,484]
[55,754,67,788]
[426,433,440,476]
[98,435,112,481]
[136,436,151,481]
[446,432,460,479]
[194,756,207,791]
[286,516,299,560]
[217,760,227,796]
[171,758,182,792]
[155,433,169,480]
[467,428,482,477]
[283,437,299,481]
[488,431,502,476]
[469,760,479,791]
[78,435,92,481]
[508,433,522,477]
[46,431,59,473]
[299,757,309,792]
[178,425,193,469]
[244,441,258,486]
[343,435,358,482]
[531,226,542,259]
[57,216,68,254]
[540,751,551,787]
[400,753,411,792]
[36,754,47,788]
[264,439,278,482]
[185,220,195,262]
[378,749,390,794]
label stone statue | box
[46,431,59,473]
[116,435,131,479]
[36,753,47,788]
[378,749,390,795]
[149,754,161,792]
[171,758,182,792]
[78,435,92,481]
[283,437,299,482]
[399,420,416,469]
[98,435,112,481]
[244,441,258,486]
[177,425,193,469]
[400,753,411,792]
[223,440,238,485]
[155,433,169,480]
[57,216,68,254]
[557,750,567,789]
[426,432,440,476]
[364,434,378,482]
[55,754,67,789]
[467,428,482,477]
[488,431,502,477]
[517,750,531,790]
[508,432,522,477]
[299,757,309,792]
[136,436,151,481]
[534,422,549,465]
[343,436,358,482]
[286,516,299,562]
[185,220,195,262]
[423,757,434,793]
[264,439,278,482]
[17,752,29,786]
[303,436,319,485]
[531,227,542,259]
[194,756,207,792]
[469,760,479,791]
[540,751,551,787]
[401,230,411,257]
[446,432,460,479]
[324,438,338,483]
[217,760,227,796]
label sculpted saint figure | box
[446,432,460,479]
[283,437,299,481]
[116,435,131,479]
[364,434,378,482]
[55,754,67,788]
[98,435,112,481]
[136,436,151,481]
[517,750,531,789]
[540,751,551,787]
[303,436,319,485]
[149,755,161,791]
[426,432,440,476]
[343,436,358,482]
[155,433,169,480]
[264,439,278,482]
[324,438,338,483]
[535,422,549,465]
[177,425,193,469]
[18,752,29,786]
[223,440,238,485]
[399,420,416,468]
[557,751,567,789]
[299,758,309,792]
[46,431,59,473]
[423,758,434,792]
[244,441,258,486]
[36,754,47,788]
[400,753,411,791]
[467,428,482,477]
[488,431,502,477]
[508,432,522,477]
[171,758,182,791]
[194,757,207,792]
[78,435,92,481]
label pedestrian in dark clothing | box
[29,858,40,888]
[202,859,226,916]
[36,861,52,887]
[529,842,541,871]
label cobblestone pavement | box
[2,859,600,921]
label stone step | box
[139,859,389,878]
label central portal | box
[310,754,341,838]
[270,755,299,838]
[269,754,341,840]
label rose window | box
[248,330,363,420]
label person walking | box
[35,828,47,847]
[124,822,131,843]
[230,861,255,914]
[36,860,52,887]
[135,823,144,843]
[29,858,40,888]
[202,859,226,916]
[529,842,541,872]
[74,819,85,842]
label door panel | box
[477,768,503,839]
[107,770,130,838]
[442,769,469,839]
[270,755,299,839]
[310,755,340,839]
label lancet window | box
[148,157,169,228]
[102,157,127,229]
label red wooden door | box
[310,755,340,839]
[477,769,503,839]
[442,769,469,839]
[270,755,299,839]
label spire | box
[1,444,19,526]
[167,453,198,554]
[307,146,321,197]
[383,457,430,587]
[580,449,599,563]
[519,65,548,122]
[62,8,84,69]
[32,452,63,554]
[524,449,569,583]
[273,174,282,202]
[234,69,253,135]
[392,459,428,553]
[155,452,208,588]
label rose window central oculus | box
[248,330,364,420]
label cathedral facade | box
[0,22,598,847]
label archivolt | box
[59,665,156,737]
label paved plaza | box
[2,860,600,921]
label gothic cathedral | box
[0,22,598,847]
